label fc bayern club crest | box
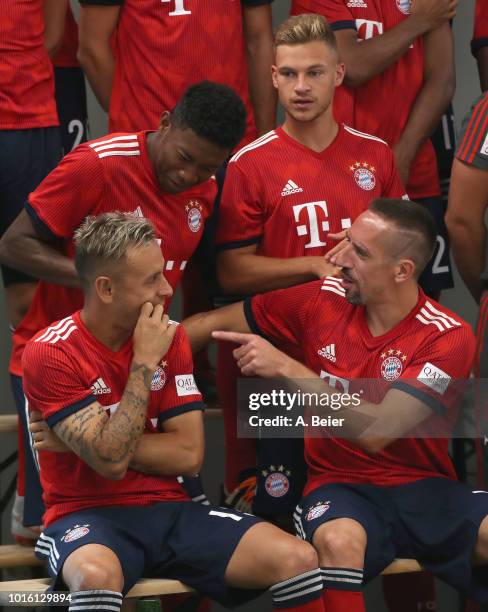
[380,348,407,381]
[305,501,330,521]
[151,361,167,391]
[350,161,376,191]
[185,200,203,233]
[262,465,291,498]
[396,0,411,14]
[62,524,90,543]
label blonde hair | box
[74,212,156,288]
[275,13,338,53]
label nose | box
[334,241,353,268]
[158,274,173,300]
[295,73,311,94]
[178,167,198,186]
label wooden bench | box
[0,559,423,601]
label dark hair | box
[171,81,247,151]
[369,198,437,277]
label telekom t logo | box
[293,201,351,248]
[355,19,383,40]
[161,0,191,16]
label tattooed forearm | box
[53,360,155,477]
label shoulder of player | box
[317,276,350,307]
[414,299,475,345]
[163,320,187,357]
[23,316,80,365]
[229,130,280,165]
[85,132,142,162]
[342,124,390,150]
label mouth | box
[166,176,187,191]
[291,99,314,110]
[340,272,355,289]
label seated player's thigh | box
[225,521,318,588]
[62,543,124,592]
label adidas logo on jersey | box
[91,377,112,395]
[347,0,368,6]
[281,180,303,196]
[317,344,336,363]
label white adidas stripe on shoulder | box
[343,125,388,146]
[97,150,141,159]
[321,276,346,297]
[89,134,138,148]
[415,301,462,333]
[35,316,74,343]
[230,131,278,163]
[90,134,141,159]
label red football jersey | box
[473,0,488,55]
[22,315,201,526]
[52,5,79,68]
[79,0,270,145]
[456,92,488,169]
[291,0,440,200]
[11,132,216,376]
[0,0,58,129]
[217,125,406,255]
[248,278,476,492]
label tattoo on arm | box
[53,362,154,472]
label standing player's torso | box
[0,0,58,128]
[229,126,399,258]
[293,0,424,146]
[110,0,256,142]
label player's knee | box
[69,560,124,592]
[313,519,366,567]
[278,539,319,580]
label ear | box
[94,276,114,304]
[395,259,415,284]
[335,61,345,87]
[159,111,171,134]
[271,64,279,90]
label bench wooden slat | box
[0,578,193,598]
[0,559,424,599]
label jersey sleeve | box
[22,341,95,428]
[157,324,205,424]
[393,325,476,416]
[245,280,324,347]
[294,0,355,31]
[26,143,104,239]
[456,93,488,171]
[472,0,488,55]
[216,161,265,249]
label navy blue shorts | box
[295,478,488,603]
[36,502,263,606]
[253,437,307,518]
[0,127,62,285]
[54,66,88,156]
[417,196,454,295]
